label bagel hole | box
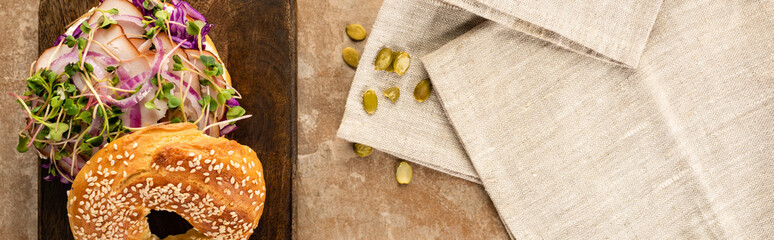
[147,210,193,238]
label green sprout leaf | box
[50,97,64,109]
[64,83,76,93]
[199,78,210,87]
[167,95,181,109]
[154,10,170,21]
[64,63,78,77]
[199,55,223,77]
[26,75,46,95]
[76,97,89,108]
[76,37,87,50]
[79,22,91,34]
[216,90,232,105]
[96,107,107,118]
[226,106,246,120]
[170,117,182,124]
[150,76,159,87]
[162,82,174,93]
[172,63,185,71]
[142,0,157,10]
[144,100,157,110]
[111,75,120,86]
[106,66,116,73]
[198,95,218,112]
[172,55,185,71]
[17,135,30,153]
[186,20,205,36]
[80,140,93,154]
[46,122,69,142]
[84,62,94,73]
[44,70,58,84]
[75,111,92,123]
[64,35,76,48]
[85,135,103,146]
[107,8,119,15]
[99,15,118,29]
[63,99,79,115]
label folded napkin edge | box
[336,118,483,184]
[440,0,665,68]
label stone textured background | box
[0,0,508,239]
[0,0,40,239]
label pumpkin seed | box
[345,24,367,41]
[413,79,432,102]
[363,89,378,114]
[396,161,412,184]
[384,51,400,72]
[342,47,360,68]
[374,48,393,70]
[353,143,373,157]
[383,87,400,103]
[393,52,410,75]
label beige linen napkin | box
[337,0,662,183]
[440,0,663,67]
[423,0,774,238]
[337,0,485,182]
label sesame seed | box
[210,150,215,155]
[228,150,234,155]
[113,144,118,150]
[132,142,138,149]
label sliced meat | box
[106,35,140,61]
[129,38,152,54]
[35,45,74,72]
[90,0,145,38]
[116,55,151,89]
[91,24,124,46]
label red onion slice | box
[220,124,237,136]
[104,36,165,108]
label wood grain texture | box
[37,0,296,239]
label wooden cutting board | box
[37,0,296,239]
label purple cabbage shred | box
[226,98,240,107]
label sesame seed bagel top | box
[66,123,266,240]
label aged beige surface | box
[294,0,508,238]
[0,0,39,239]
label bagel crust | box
[67,123,266,239]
